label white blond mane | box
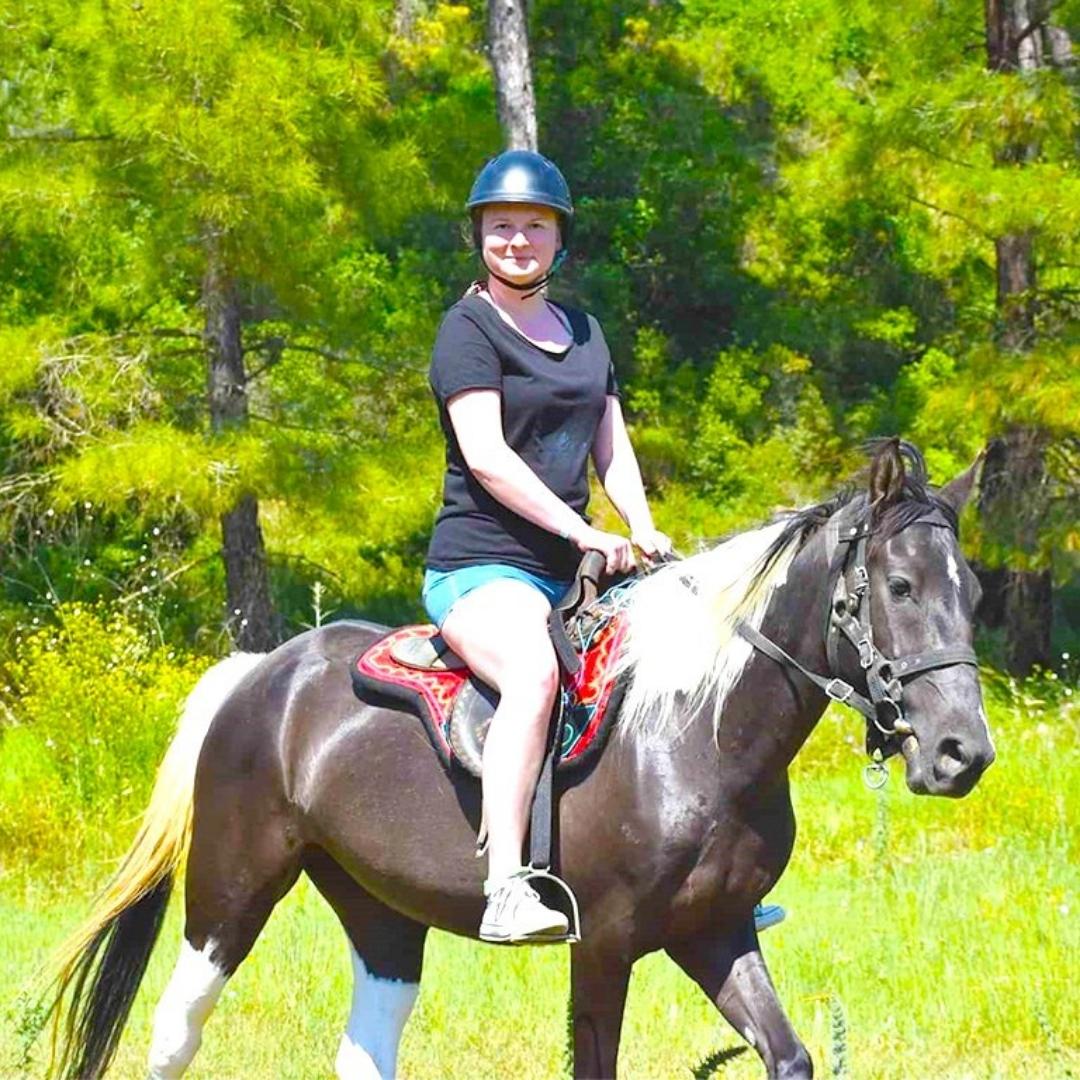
[612,520,798,741]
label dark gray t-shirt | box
[426,293,618,578]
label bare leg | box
[570,944,632,1079]
[439,580,559,881]
[667,924,812,1079]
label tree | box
[0,0,431,643]
[978,0,1075,672]
[488,0,538,149]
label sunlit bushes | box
[0,603,206,876]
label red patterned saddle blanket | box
[350,617,627,777]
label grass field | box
[2,692,1077,1079]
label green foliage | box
[0,603,205,873]
[0,0,1077,652]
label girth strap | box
[527,695,564,870]
[529,550,605,872]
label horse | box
[45,438,995,1079]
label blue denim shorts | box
[422,564,571,628]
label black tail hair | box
[51,873,173,1079]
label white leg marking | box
[335,943,419,1080]
[147,938,228,1079]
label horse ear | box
[937,449,985,514]
[868,436,906,513]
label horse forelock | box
[612,520,797,743]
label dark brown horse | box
[46,439,994,1079]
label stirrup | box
[519,866,582,944]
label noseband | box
[737,505,979,756]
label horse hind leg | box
[147,937,229,1079]
[148,797,303,1078]
[336,942,420,1080]
[304,849,426,1080]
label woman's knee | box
[499,650,560,711]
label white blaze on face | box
[147,938,228,1079]
[946,550,962,595]
[335,943,419,1080]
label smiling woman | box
[422,149,674,943]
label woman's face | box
[480,203,560,285]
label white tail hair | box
[46,652,267,1028]
[612,521,797,741]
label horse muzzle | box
[900,722,995,797]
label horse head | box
[862,438,995,797]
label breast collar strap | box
[737,506,978,750]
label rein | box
[736,505,979,759]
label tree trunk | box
[986,0,1040,350]
[220,494,278,651]
[978,429,1053,673]
[978,0,1063,674]
[487,0,538,150]
[995,233,1036,351]
[394,0,427,39]
[203,232,278,651]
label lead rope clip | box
[863,748,889,790]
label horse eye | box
[888,577,911,599]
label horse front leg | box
[667,923,812,1079]
[570,943,632,1079]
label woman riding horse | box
[427,151,787,942]
[421,149,673,941]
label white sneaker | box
[479,870,570,944]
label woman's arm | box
[447,389,634,573]
[591,396,671,558]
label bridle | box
[736,502,979,763]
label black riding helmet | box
[467,150,574,294]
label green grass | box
[2,696,1077,1078]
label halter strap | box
[738,506,978,748]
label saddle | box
[350,553,628,779]
[349,553,639,944]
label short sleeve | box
[429,308,502,405]
[585,312,619,398]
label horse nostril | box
[934,737,971,780]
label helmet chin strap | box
[485,250,567,300]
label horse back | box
[194,620,391,806]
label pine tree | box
[0,0,429,644]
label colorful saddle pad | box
[351,616,627,775]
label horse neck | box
[691,523,838,800]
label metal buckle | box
[852,565,869,595]
[825,678,854,703]
[857,637,875,669]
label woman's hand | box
[630,526,674,565]
[572,525,635,575]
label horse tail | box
[45,652,267,1080]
